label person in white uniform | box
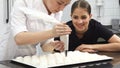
[6,0,71,60]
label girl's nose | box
[77,19,83,24]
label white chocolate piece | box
[54,53,64,65]
[23,56,32,64]
[39,55,48,67]
[31,55,40,66]
[15,57,23,62]
[47,54,56,66]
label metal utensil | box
[60,35,69,56]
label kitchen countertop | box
[98,52,120,68]
[0,52,120,68]
[104,25,120,35]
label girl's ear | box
[89,14,92,19]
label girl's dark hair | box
[71,0,91,15]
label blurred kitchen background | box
[0,0,120,55]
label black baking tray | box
[10,58,113,68]
[10,60,35,68]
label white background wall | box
[0,0,4,23]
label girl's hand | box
[75,44,98,53]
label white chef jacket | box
[7,0,63,60]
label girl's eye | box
[73,16,78,19]
[81,15,87,19]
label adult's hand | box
[42,40,64,52]
[52,23,71,37]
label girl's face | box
[44,0,70,14]
[71,8,92,33]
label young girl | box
[66,0,120,52]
